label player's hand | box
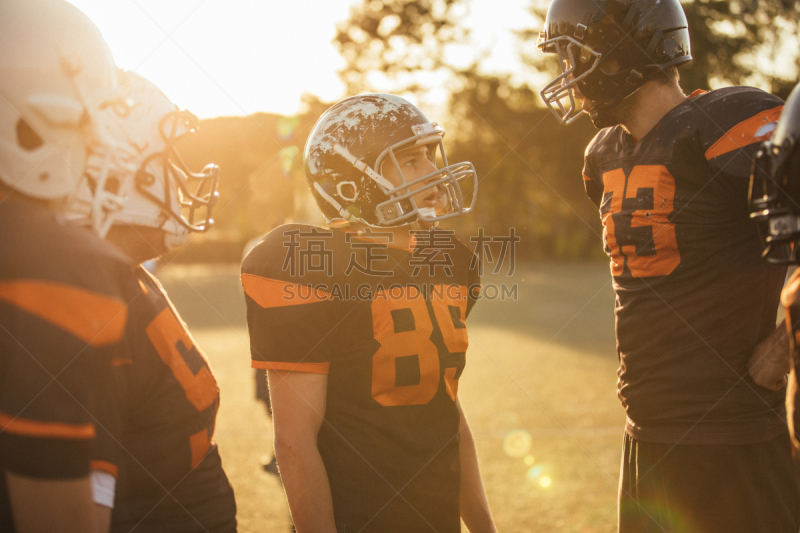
[748,326,791,391]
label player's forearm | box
[458,420,497,533]
[6,472,100,533]
[94,503,112,533]
[274,439,337,533]
[748,325,791,391]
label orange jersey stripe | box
[583,173,592,182]
[241,274,333,308]
[90,460,119,478]
[343,230,418,252]
[251,360,331,374]
[0,410,95,440]
[0,280,127,347]
[705,106,783,161]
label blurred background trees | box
[174,0,799,262]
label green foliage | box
[333,0,468,94]
[332,0,800,259]
[678,0,799,99]
[445,72,602,259]
[176,0,799,261]
[175,111,313,242]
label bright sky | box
[67,0,539,118]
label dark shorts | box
[619,431,800,533]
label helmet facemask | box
[536,0,692,128]
[312,121,477,228]
[134,110,219,238]
[537,33,603,125]
[67,72,219,249]
[750,139,800,264]
[373,123,477,226]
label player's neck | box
[106,225,167,265]
[619,81,687,141]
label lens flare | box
[526,465,543,481]
[279,146,299,177]
[503,429,532,458]
[539,476,552,488]
[524,455,535,466]
[277,116,300,141]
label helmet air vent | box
[337,181,359,201]
[16,119,44,151]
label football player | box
[538,0,799,531]
[0,1,139,532]
[241,94,496,532]
[65,71,236,532]
[750,83,800,456]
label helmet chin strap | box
[163,229,188,251]
[409,207,438,231]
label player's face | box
[381,143,442,213]
[563,58,591,112]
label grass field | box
[158,261,625,533]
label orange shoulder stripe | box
[705,106,783,161]
[342,230,417,252]
[241,273,332,308]
[0,280,127,347]
[582,173,592,182]
[90,460,119,478]
[251,360,330,374]
[0,410,95,440]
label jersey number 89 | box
[370,285,468,407]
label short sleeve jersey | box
[0,198,135,531]
[94,267,236,533]
[242,224,480,533]
[582,87,787,444]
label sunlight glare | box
[502,429,532,458]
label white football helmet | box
[0,0,130,200]
[67,71,219,248]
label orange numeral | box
[146,308,218,412]
[146,308,218,468]
[430,286,468,400]
[371,287,439,406]
[371,285,468,406]
[601,165,681,278]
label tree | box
[333,0,800,258]
[333,0,468,95]
[520,0,800,99]
[679,0,799,99]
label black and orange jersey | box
[782,271,800,457]
[95,266,236,533]
[242,223,480,533]
[583,87,787,445]
[0,198,135,531]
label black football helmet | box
[536,0,692,127]
[749,84,800,264]
[304,93,477,227]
